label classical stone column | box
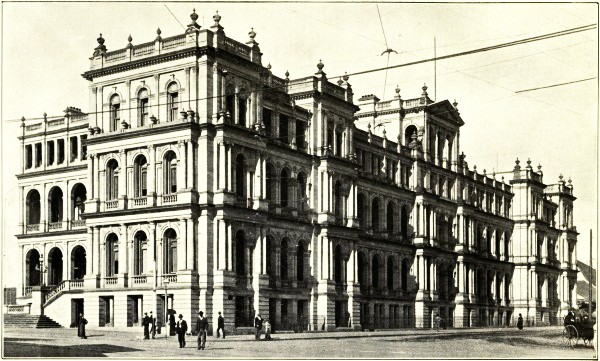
[178,219,187,271]
[186,140,194,190]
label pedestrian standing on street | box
[434,314,442,332]
[254,313,263,340]
[176,314,188,348]
[150,311,156,339]
[142,312,150,340]
[195,311,209,350]
[217,311,225,338]
[77,313,88,339]
[517,313,524,330]
[264,318,272,340]
[169,312,176,336]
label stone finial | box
[422,84,428,96]
[156,27,162,41]
[213,10,221,26]
[342,72,349,82]
[190,8,199,22]
[526,158,532,169]
[266,63,271,71]
[127,34,133,48]
[453,99,458,108]
[21,116,25,123]
[395,85,401,95]
[316,59,324,73]
[285,70,289,78]
[337,78,344,86]
[514,157,521,171]
[483,169,487,175]
[187,9,201,31]
[473,165,477,171]
[93,33,107,56]
[249,27,256,40]
[568,177,572,185]
[501,175,505,183]
[559,174,564,182]
[43,112,47,121]
[537,163,542,174]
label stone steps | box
[3,314,63,328]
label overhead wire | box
[5,22,596,123]
[515,77,597,93]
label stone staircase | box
[3,313,63,328]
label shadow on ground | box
[3,341,142,357]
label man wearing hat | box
[175,314,188,348]
[150,311,156,339]
[142,312,150,340]
[195,311,209,350]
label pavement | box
[2,326,597,358]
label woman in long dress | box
[78,313,88,339]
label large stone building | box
[13,10,579,333]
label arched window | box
[357,252,367,285]
[357,193,366,229]
[401,206,409,238]
[26,249,41,287]
[71,184,87,220]
[106,233,119,277]
[266,163,275,203]
[48,247,63,286]
[297,241,306,281]
[266,235,274,276]
[71,246,86,280]
[334,245,343,284]
[404,125,417,146]
[110,94,121,132]
[372,255,380,289]
[134,155,148,198]
[26,190,41,225]
[225,85,235,122]
[387,202,394,233]
[372,198,381,231]
[401,259,409,291]
[48,187,63,224]
[138,88,149,126]
[280,238,289,280]
[164,151,177,194]
[235,231,246,276]
[133,231,147,275]
[167,82,179,122]
[387,256,395,290]
[106,159,119,200]
[238,95,247,126]
[280,168,290,207]
[334,181,343,222]
[235,154,245,197]
[164,229,177,274]
[297,172,307,211]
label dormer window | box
[110,94,121,131]
[167,82,179,122]
[138,89,149,126]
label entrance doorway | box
[71,299,84,328]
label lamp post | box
[164,279,170,338]
[38,258,46,287]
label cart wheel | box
[563,325,578,348]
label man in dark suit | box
[195,311,209,350]
[175,314,188,348]
[150,311,156,339]
[217,311,225,338]
[254,313,263,340]
[77,313,88,339]
[142,312,150,340]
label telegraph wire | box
[5,23,596,123]
[515,77,597,93]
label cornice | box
[17,164,87,179]
[16,228,87,239]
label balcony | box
[105,200,119,210]
[25,224,41,233]
[234,196,253,208]
[163,194,178,204]
[162,274,177,284]
[131,196,148,208]
[48,222,65,232]
[131,275,148,285]
[104,277,118,286]
[71,219,86,228]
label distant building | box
[13,10,578,332]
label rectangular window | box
[70,136,78,161]
[57,139,65,164]
[263,108,272,137]
[170,166,177,193]
[169,92,178,122]
[35,143,42,167]
[238,98,247,126]
[296,121,306,150]
[139,98,149,126]
[47,141,55,166]
[111,104,121,131]
[80,135,87,159]
[25,145,33,169]
[279,114,289,144]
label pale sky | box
[2,2,598,287]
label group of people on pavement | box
[142,311,157,339]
